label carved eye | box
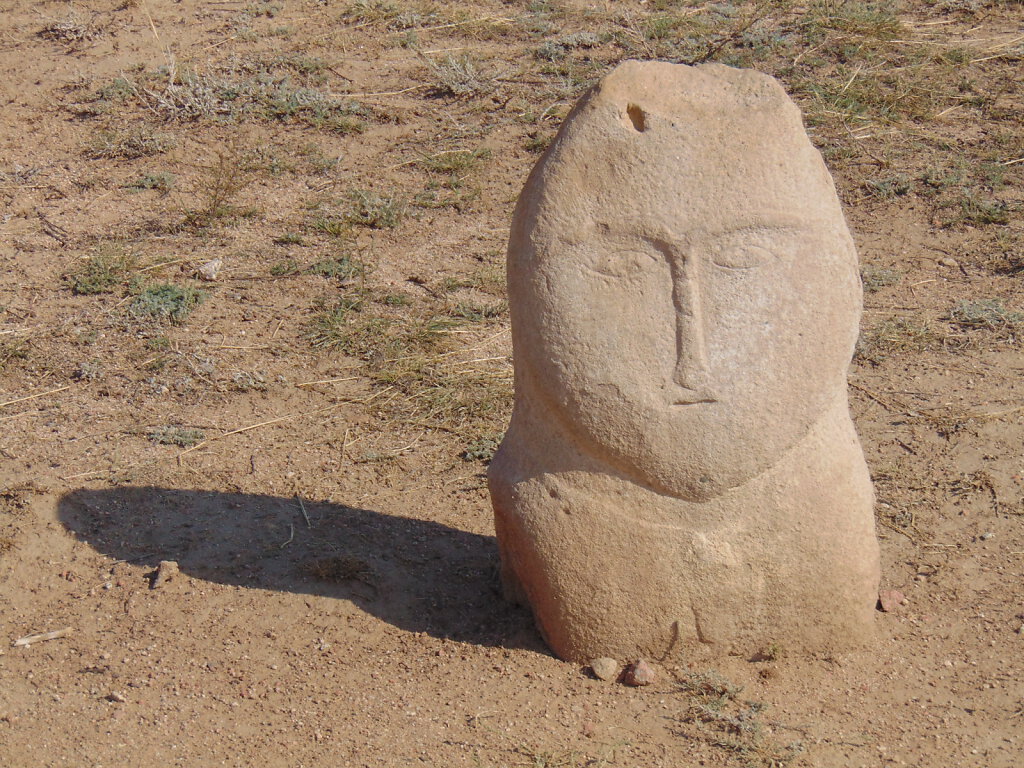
[709,225,799,270]
[710,243,775,270]
[587,249,659,278]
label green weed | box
[308,254,364,281]
[463,434,502,462]
[148,425,206,447]
[345,189,404,228]
[298,142,339,174]
[860,264,902,292]
[413,182,479,211]
[865,173,911,199]
[309,214,351,238]
[440,266,506,296]
[524,132,554,153]
[125,171,177,193]
[95,77,136,104]
[146,335,171,351]
[954,192,1011,226]
[983,233,1024,275]
[417,148,490,175]
[920,163,966,192]
[413,148,490,210]
[273,55,329,76]
[948,299,1024,329]
[447,302,507,322]
[758,642,786,662]
[239,146,295,176]
[307,291,371,351]
[130,283,206,324]
[0,339,29,371]
[269,258,302,276]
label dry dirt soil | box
[1,1,1023,766]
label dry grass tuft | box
[856,317,940,362]
[421,53,495,97]
[675,670,804,767]
[39,12,101,45]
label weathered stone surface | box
[489,60,881,662]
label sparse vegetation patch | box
[861,264,902,292]
[85,128,174,160]
[94,65,368,133]
[307,284,511,433]
[68,248,136,295]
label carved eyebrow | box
[561,217,816,250]
[707,218,809,238]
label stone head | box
[507,61,863,502]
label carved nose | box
[671,266,714,402]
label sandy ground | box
[1,1,1023,766]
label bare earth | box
[1,1,1022,766]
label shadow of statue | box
[58,486,543,653]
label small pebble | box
[938,257,958,268]
[878,589,906,613]
[151,560,179,589]
[979,531,994,541]
[197,258,223,281]
[624,659,655,687]
[589,657,619,681]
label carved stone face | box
[508,63,862,501]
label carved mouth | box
[671,389,716,405]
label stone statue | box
[489,61,880,662]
